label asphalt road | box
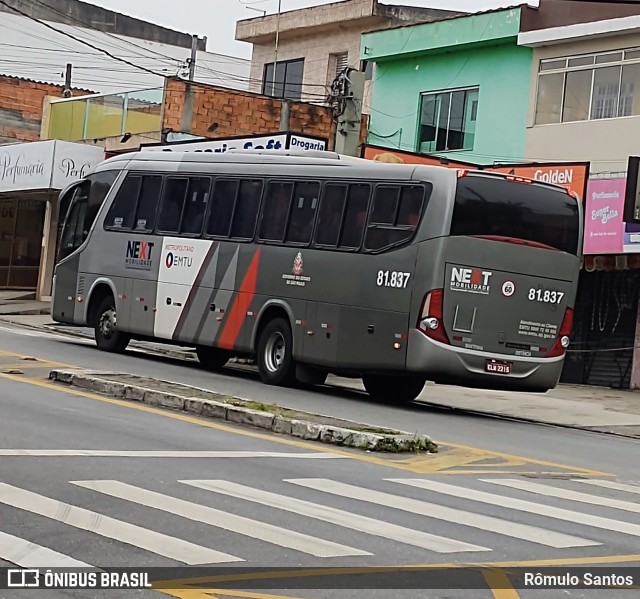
[0,322,639,599]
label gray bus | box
[51,150,583,402]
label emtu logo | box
[450,267,492,294]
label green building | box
[360,7,532,164]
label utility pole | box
[332,68,366,157]
[272,0,281,97]
[181,34,198,133]
[63,63,72,97]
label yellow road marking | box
[482,570,520,599]
[0,370,613,476]
[0,345,613,477]
[154,554,640,599]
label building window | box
[331,52,349,80]
[262,58,304,100]
[418,87,479,153]
[534,48,640,125]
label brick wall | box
[0,75,93,144]
[163,78,335,144]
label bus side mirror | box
[624,156,640,224]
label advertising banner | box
[362,145,589,201]
[583,178,625,254]
[142,132,327,154]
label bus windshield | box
[450,174,580,255]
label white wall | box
[525,32,640,175]
[0,12,250,94]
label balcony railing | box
[47,88,164,141]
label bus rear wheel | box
[257,317,296,386]
[94,295,130,353]
[196,346,230,371]
[362,374,425,403]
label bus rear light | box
[417,289,450,344]
[546,307,574,358]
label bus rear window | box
[451,175,580,254]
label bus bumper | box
[406,329,565,391]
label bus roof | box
[96,150,575,195]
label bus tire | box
[362,374,425,403]
[257,317,296,386]
[94,295,130,353]
[196,346,229,371]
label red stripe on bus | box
[217,249,262,350]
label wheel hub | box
[264,332,286,373]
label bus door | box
[52,180,89,323]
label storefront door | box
[0,198,47,289]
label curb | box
[0,318,258,365]
[48,369,437,453]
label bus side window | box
[180,177,212,235]
[315,184,347,247]
[285,181,319,244]
[230,180,263,240]
[207,179,238,237]
[397,185,428,226]
[104,175,141,230]
[259,181,293,242]
[158,177,189,233]
[364,184,430,251]
[339,183,370,249]
[133,176,162,232]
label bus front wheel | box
[196,346,230,371]
[362,374,425,403]
[257,317,296,386]
[94,295,130,353]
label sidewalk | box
[1,312,639,439]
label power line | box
[0,0,166,78]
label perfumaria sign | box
[0,140,105,193]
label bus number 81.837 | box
[528,288,564,304]
[377,270,411,288]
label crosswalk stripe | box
[0,483,239,565]
[483,479,640,514]
[0,450,342,459]
[287,479,600,549]
[0,531,93,568]
[576,479,640,495]
[181,479,490,554]
[389,479,640,538]
[73,480,368,558]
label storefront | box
[0,140,105,299]
[561,175,640,389]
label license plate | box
[485,360,512,374]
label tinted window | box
[231,180,263,239]
[85,171,118,233]
[207,179,237,237]
[105,175,140,229]
[315,184,346,246]
[397,185,425,226]
[260,181,293,241]
[365,185,428,251]
[158,178,188,233]
[134,176,162,232]
[286,182,319,244]
[181,177,211,235]
[340,184,370,249]
[370,186,400,225]
[451,175,580,254]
